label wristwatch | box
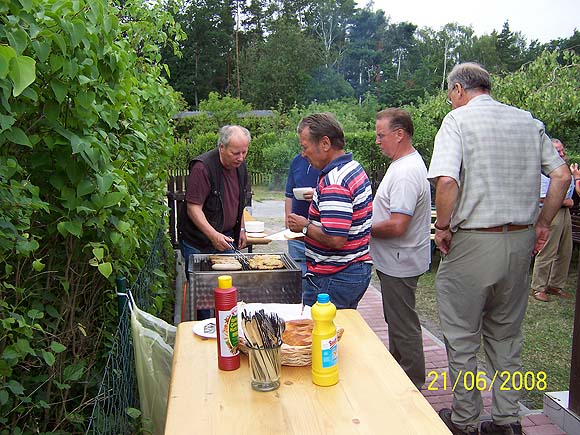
[301,221,311,235]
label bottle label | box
[321,334,338,368]
[218,306,239,357]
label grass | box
[408,252,576,410]
[251,185,286,202]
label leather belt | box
[459,224,532,233]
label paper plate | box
[246,232,267,238]
[192,318,216,339]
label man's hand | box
[434,228,453,255]
[533,222,550,256]
[287,213,309,233]
[239,230,247,249]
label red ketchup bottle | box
[214,275,240,371]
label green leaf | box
[116,221,131,233]
[45,305,59,318]
[27,309,44,319]
[102,192,124,208]
[50,79,67,103]
[6,27,29,55]
[126,407,142,419]
[63,362,85,381]
[98,262,112,278]
[96,173,114,193]
[41,350,56,367]
[32,259,45,272]
[32,39,51,63]
[56,220,82,237]
[50,341,66,353]
[0,114,15,133]
[7,380,24,396]
[0,45,17,78]
[9,55,36,97]
[15,339,35,356]
[2,348,20,360]
[5,127,32,148]
[92,247,104,260]
[0,390,8,406]
[76,178,94,197]
[53,380,70,390]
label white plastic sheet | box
[130,297,176,435]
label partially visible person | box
[284,153,321,276]
[370,108,431,389]
[428,63,569,435]
[571,162,580,196]
[287,113,373,309]
[178,125,250,272]
[531,138,574,302]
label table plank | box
[165,310,451,434]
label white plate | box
[192,318,216,339]
[246,232,267,238]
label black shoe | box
[480,421,522,435]
[438,408,479,435]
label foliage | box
[493,50,580,152]
[162,0,235,107]
[159,0,580,111]
[198,91,252,126]
[0,0,182,432]
[239,20,321,110]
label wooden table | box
[164,310,451,434]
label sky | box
[360,0,579,43]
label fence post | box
[569,256,580,414]
[116,276,128,320]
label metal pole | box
[569,255,580,414]
[116,276,128,320]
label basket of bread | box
[238,303,344,366]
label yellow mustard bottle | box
[311,293,339,386]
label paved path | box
[357,286,567,435]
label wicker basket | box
[239,327,344,367]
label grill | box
[187,253,302,320]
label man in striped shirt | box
[287,113,373,308]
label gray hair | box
[218,125,251,148]
[448,62,492,92]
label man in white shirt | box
[370,108,431,389]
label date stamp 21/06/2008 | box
[426,370,547,392]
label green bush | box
[0,0,183,432]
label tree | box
[239,20,320,109]
[342,7,388,100]
[495,21,529,72]
[163,0,235,107]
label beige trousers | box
[531,207,572,292]
[436,228,535,429]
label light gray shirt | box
[427,94,564,231]
[370,151,431,277]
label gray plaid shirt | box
[427,94,565,230]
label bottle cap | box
[217,275,232,289]
[317,293,330,303]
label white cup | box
[293,187,314,200]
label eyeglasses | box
[376,127,403,141]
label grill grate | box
[186,253,302,320]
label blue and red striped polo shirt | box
[306,153,373,275]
